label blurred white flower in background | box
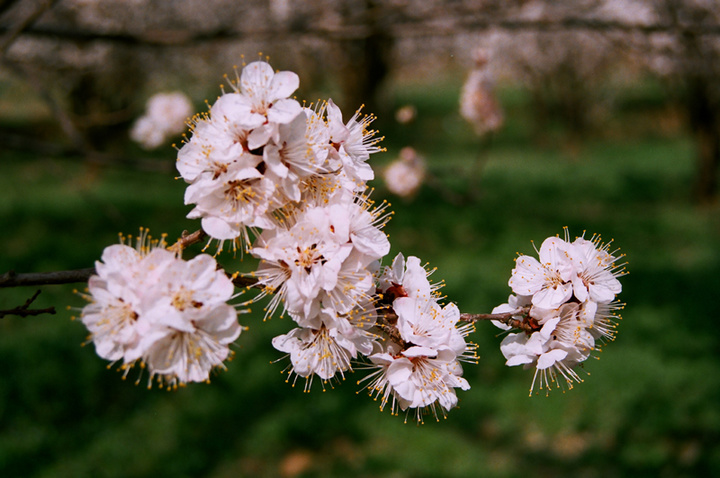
[382,147,426,198]
[394,104,417,124]
[459,48,504,136]
[130,91,194,149]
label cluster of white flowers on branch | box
[79,229,242,388]
[68,59,626,422]
[492,232,626,396]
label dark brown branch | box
[232,275,260,289]
[460,311,523,322]
[462,308,540,333]
[168,229,208,254]
[0,229,259,290]
[0,264,260,290]
[2,16,720,49]
[0,290,56,318]
[0,14,720,47]
[0,0,57,57]
[0,268,96,288]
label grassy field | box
[1,74,719,478]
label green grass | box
[1,78,720,478]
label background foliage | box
[2,66,720,477]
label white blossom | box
[79,234,243,388]
[130,91,193,149]
[252,193,389,323]
[459,48,504,136]
[509,236,574,309]
[496,230,625,395]
[362,256,475,422]
[382,147,426,198]
[272,302,378,388]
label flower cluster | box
[174,59,474,419]
[493,231,625,395]
[176,60,382,250]
[130,91,194,150]
[79,231,242,388]
[363,254,476,422]
[77,59,627,423]
[254,192,391,387]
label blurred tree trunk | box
[336,0,393,116]
[686,68,720,202]
[661,0,720,202]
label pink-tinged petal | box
[437,388,459,411]
[351,225,390,258]
[212,93,264,130]
[509,254,545,296]
[402,346,438,358]
[579,300,598,326]
[271,328,302,353]
[247,125,272,150]
[402,256,432,298]
[240,61,274,91]
[524,332,547,355]
[198,305,241,344]
[499,333,529,360]
[386,358,414,385]
[537,349,568,369]
[442,302,460,327]
[98,245,140,276]
[572,274,589,302]
[531,282,573,309]
[539,316,561,339]
[269,71,300,100]
[201,216,240,240]
[368,352,395,366]
[507,355,534,367]
[449,374,471,391]
[267,98,302,124]
[326,99,349,142]
[540,237,574,282]
[588,275,622,303]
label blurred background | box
[1,0,720,477]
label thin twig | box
[0,290,56,318]
[168,229,208,254]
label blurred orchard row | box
[2,0,720,201]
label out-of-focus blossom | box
[395,104,417,124]
[459,48,504,136]
[130,92,194,149]
[382,147,426,198]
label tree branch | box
[0,290,56,318]
[0,268,96,288]
[2,16,720,49]
[0,0,57,57]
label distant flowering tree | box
[2,58,626,423]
